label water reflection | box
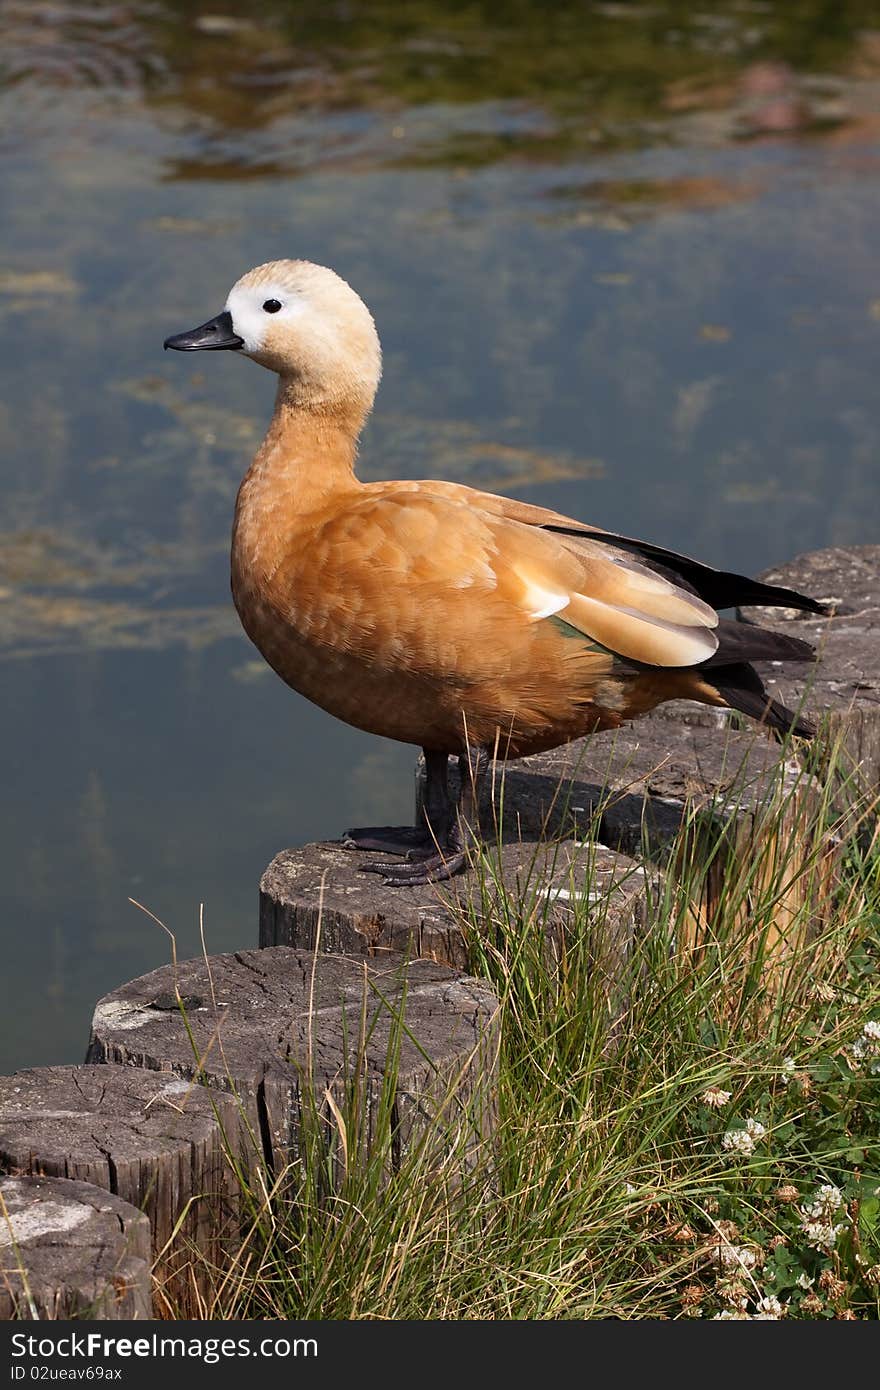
[1,0,879,1070]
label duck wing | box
[309,490,720,673]
[381,481,826,617]
[500,531,721,667]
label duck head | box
[164,259,382,417]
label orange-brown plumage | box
[165,259,821,884]
[232,457,721,758]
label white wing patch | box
[522,580,571,621]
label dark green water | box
[2,0,879,1070]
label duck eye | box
[262,299,282,313]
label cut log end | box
[87,947,500,1184]
[0,1064,241,1314]
[260,836,651,991]
[740,545,880,811]
[0,1175,152,1320]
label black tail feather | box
[546,525,828,616]
[704,618,815,669]
[708,662,815,739]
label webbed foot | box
[360,846,468,887]
[342,825,434,856]
[343,744,487,889]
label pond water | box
[2,0,879,1071]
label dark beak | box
[163,310,243,352]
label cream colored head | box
[166,259,382,419]
[228,260,381,414]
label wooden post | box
[260,838,651,975]
[0,1065,241,1315]
[0,1175,151,1320]
[511,715,835,927]
[86,947,499,1188]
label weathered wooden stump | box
[0,1065,241,1313]
[86,947,498,1185]
[260,838,651,985]
[364,718,828,988]
[0,1175,151,1320]
[437,716,800,854]
[258,704,830,1007]
[507,716,833,944]
[741,545,880,817]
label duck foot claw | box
[361,849,469,888]
[345,745,484,887]
[342,825,433,856]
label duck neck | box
[251,377,365,509]
[232,377,366,589]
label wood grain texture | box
[439,712,833,937]
[86,948,498,1186]
[260,838,651,1014]
[0,1065,240,1312]
[0,1175,151,1320]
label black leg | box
[363,744,489,887]
[342,749,451,856]
[423,748,452,838]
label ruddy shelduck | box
[165,260,821,885]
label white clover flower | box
[779,1057,796,1086]
[796,1272,814,1290]
[723,1128,755,1156]
[801,1220,846,1252]
[624,1182,638,1197]
[798,1183,846,1251]
[717,1243,758,1272]
[713,1309,750,1319]
[754,1295,785,1319]
[701,1086,732,1109]
[849,1021,880,1070]
[722,1116,765,1156]
[801,1184,845,1222]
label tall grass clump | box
[184,733,880,1320]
